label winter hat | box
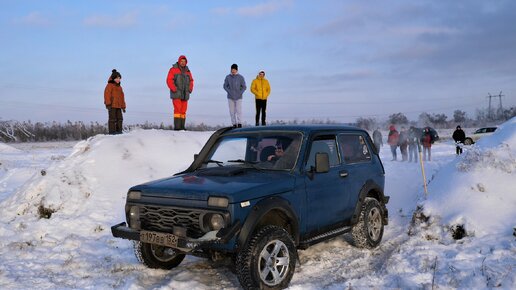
[389,125,396,131]
[259,70,265,75]
[231,63,238,70]
[456,125,461,129]
[110,69,121,80]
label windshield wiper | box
[227,159,262,170]
[202,159,224,167]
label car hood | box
[130,168,296,203]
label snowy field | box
[0,121,515,289]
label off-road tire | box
[134,241,185,269]
[236,225,296,290]
[351,197,384,249]
[464,138,474,145]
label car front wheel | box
[134,241,185,269]
[351,197,384,249]
[236,225,296,289]
[464,138,474,145]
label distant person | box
[250,70,271,126]
[408,126,419,163]
[167,55,194,130]
[399,126,408,161]
[452,125,466,155]
[104,69,126,134]
[223,63,246,128]
[387,125,399,161]
[421,128,433,161]
[372,128,383,154]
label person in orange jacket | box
[167,55,194,130]
[250,70,271,126]
[104,69,126,134]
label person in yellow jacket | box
[250,70,271,126]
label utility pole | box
[487,91,504,120]
[497,91,504,118]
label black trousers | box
[255,99,267,125]
[108,108,123,134]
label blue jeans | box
[390,145,397,160]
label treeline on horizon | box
[1,107,514,143]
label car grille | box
[140,205,204,238]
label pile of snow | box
[421,117,516,238]
[1,129,211,222]
[0,130,213,288]
[0,142,20,153]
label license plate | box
[140,230,178,248]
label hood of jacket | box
[177,55,188,65]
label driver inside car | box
[267,143,284,161]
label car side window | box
[305,137,340,170]
[338,134,372,164]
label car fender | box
[237,196,300,249]
[351,179,389,225]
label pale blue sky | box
[1,0,515,125]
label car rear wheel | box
[236,225,296,290]
[464,138,473,145]
[351,197,384,249]
[134,241,185,269]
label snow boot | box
[180,118,186,130]
[174,118,181,130]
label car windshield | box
[202,132,303,170]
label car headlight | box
[127,191,141,200]
[208,196,229,208]
[209,214,226,231]
[128,206,140,229]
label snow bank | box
[0,129,212,243]
[0,142,20,153]
[422,117,516,237]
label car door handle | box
[339,170,349,178]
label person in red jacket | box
[421,128,433,161]
[104,69,126,134]
[167,55,194,130]
[387,125,399,161]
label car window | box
[338,134,372,164]
[204,132,302,170]
[305,137,340,170]
[487,127,497,133]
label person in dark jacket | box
[223,64,246,128]
[372,128,383,154]
[421,128,433,161]
[452,125,466,155]
[104,69,126,134]
[399,126,409,161]
[167,55,194,130]
[387,125,399,161]
[408,126,419,163]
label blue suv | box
[112,125,389,289]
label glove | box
[106,105,112,110]
[122,108,126,113]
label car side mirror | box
[315,153,330,173]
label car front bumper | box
[111,221,241,252]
